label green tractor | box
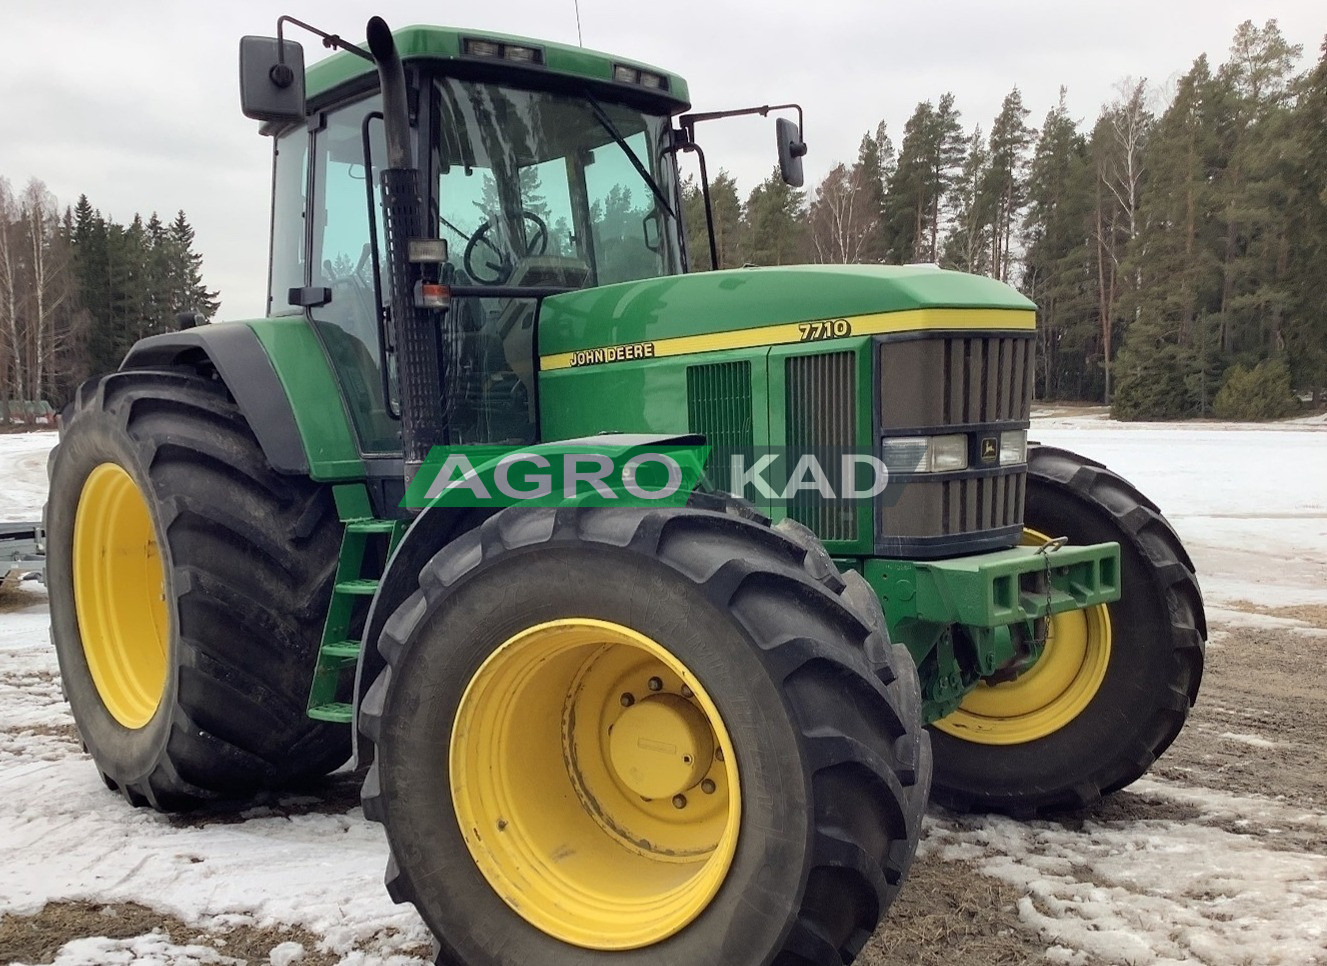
[44,16,1204,965]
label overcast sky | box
[2,1,1322,320]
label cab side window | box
[309,97,399,453]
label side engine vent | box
[687,361,752,493]
[785,351,857,542]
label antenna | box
[574,0,584,46]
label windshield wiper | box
[583,92,676,220]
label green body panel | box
[246,318,365,481]
[851,542,1122,721]
[538,340,875,551]
[538,264,1035,354]
[305,25,690,111]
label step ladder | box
[306,518,405,723]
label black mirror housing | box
[239,36,306,123]
[776,116,807,188]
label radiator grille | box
[786,352,857,541]
[878,333,1033,554]
[880,334,1033,429]
[687,361,752,493]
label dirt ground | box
[858,605,1327,966]
[2,607,1323,965]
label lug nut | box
[647,676,663,692]
[672,794,687,809]
[620,693,635,707]
[701,778,716,794]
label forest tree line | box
[682,20,1327,420]
[0,182,217,421]
[5,20,1321,423]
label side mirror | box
[239,36,306,123]
[776,117,807,188]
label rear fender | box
[121,325,309,474]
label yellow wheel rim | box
[73,463,170,729]
[450,618,741,949]
[933,527,1112,745]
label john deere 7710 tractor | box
[45,17,1205,965]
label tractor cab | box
[255,27,692,452]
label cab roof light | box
[463,38,501,57]
[612,63,669,91]
[463,37,545,65]
[503,44,540,63]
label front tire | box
[929,445,1205,815]
[46,369,349,810]
[361,507,930,965]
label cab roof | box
[305,25,691,114]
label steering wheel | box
[463,211,549,285]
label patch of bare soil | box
[0,585,45,614]
[1223,600,1327,629]
[860,853,1104,966]
[0,900,362,965]
[0,723,78,743]
[1150,622,1327,813]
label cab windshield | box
[430,76,683,290]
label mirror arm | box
[275,15,373,67]
[680,103,805,143]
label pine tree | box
[1211,20,1303,359]
[1021,89,1096,399]
[166,210,220,321]
[1285,36,1327,403]
[743,168,807,266]
[881,101,936,263]
[882,99,963,263]
[942,128,992,275]
[983,87,1035,282]
[854,124,891,261]
[680,172,742,270]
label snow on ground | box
[0,431,58,524]
[2,414,1326,965]
[1032,410,1327,611]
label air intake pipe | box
[366,16,444,485]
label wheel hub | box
[608,694,714,800]
[449,618,741,950]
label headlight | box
[882,434,969,474]
[931,434,969,471]
[999,429,1027,465]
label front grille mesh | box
[786,352,857,541]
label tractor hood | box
[537,264,1035,366]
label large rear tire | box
[929,445,1205,815]
[361,506,930,965]
[46,369,349,810]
